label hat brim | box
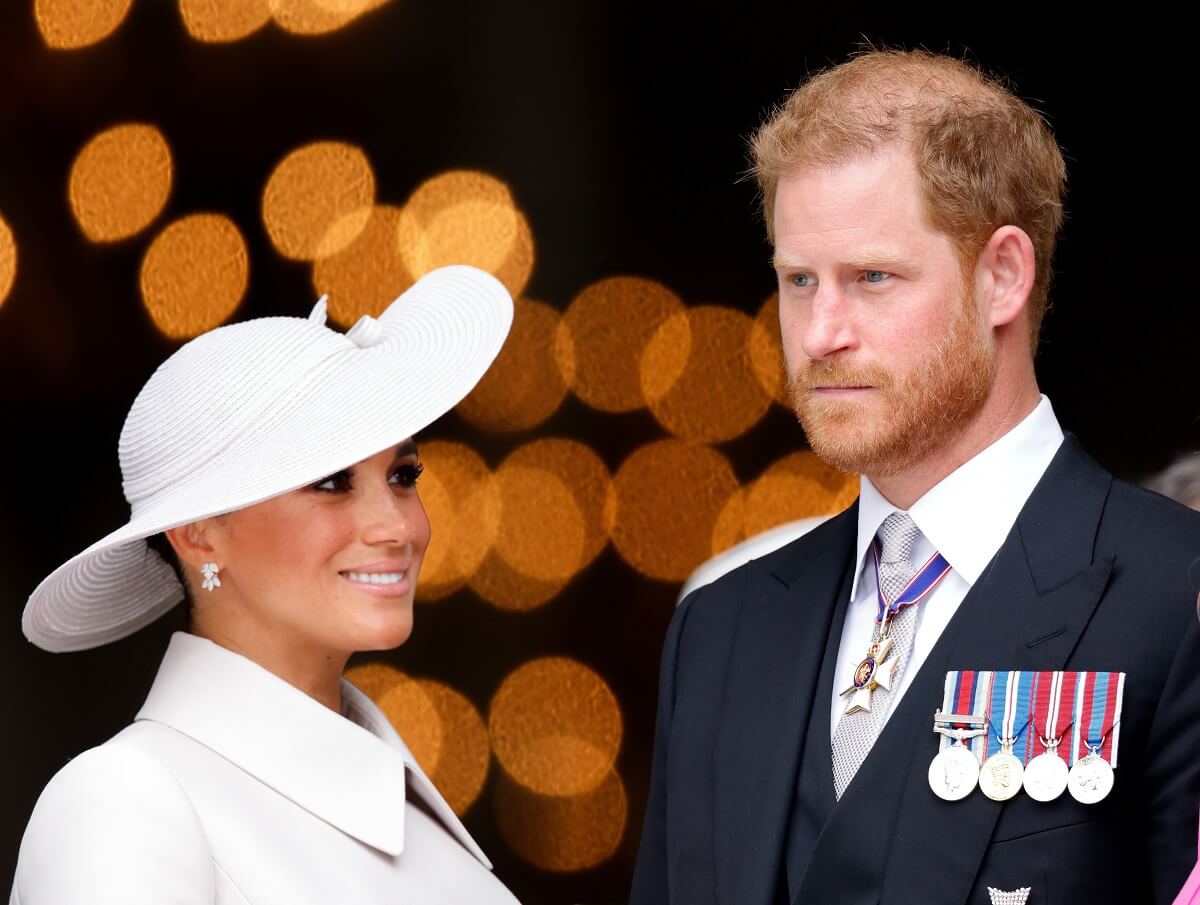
[24,265,513,652]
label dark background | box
[2,4,1196,903]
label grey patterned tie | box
[831,512,922,800]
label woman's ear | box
[164,520,218,571]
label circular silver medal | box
[928,746,979,801]
[1068,753,1114,804]
[1022,751,1069,802]
[979,750,1024,802]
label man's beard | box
[787,295,997,478]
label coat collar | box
[135,632,490,867]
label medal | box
[979,671,1030,802]
[928,725,985,801]
[1023,749,1069,801]
[1068,749,1114,804]
[840,548,951,716]
[979,747,1024,801]
[1065,671,1124,805]
[1022,670,1076,802]
[839,636,896,715]
[933,669,1126,806]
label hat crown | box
[118,316,350,514]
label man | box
[630,50,1200,905]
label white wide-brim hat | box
[23,265,513,652]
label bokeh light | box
[612,439,741,581]
[68,124,173,242]
[492,466,584,584]
[262,141,375,260]
[419,680,491,816]
[139,214,248,339]
[178,0,272,42]
[506,439,614,569]
[470,440,614,611]
[0,215,16,307]
[345,663,491,816]
[455,298,571,432]
[343,661,401,700]
[494,769,627,872]
[312,205,413,327]
[749,292,790,406]
[415,441,500,602]
[489,657,622,796]
[468,551,568,613]
[35,0,132,49]
[396,170,534,300]
[470,467,582,610]
[372,669,444,773]
[268,0,390,35]
[559,276,685,412]
[643,305,771,443]
[743,451,859,537]
[712,451,859,553]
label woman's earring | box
[200,562,221,592]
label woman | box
[11,266,521,904]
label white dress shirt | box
[830,395,1065,737]
[12,632,521,905]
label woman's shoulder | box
[13,739,216,904]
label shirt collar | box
[851,395,1064,599]
[136,632,491,867]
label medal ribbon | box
[1031,670,1079,761]
[1071,671,1124,767]
[986,670,1034,758]
[937,669,994,761]
[872,547,952,623]
[939,670,1123,768]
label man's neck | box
[868,383,1042,510]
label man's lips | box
[811,385,874,395]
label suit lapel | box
[790,437,1115,904]
[713,505,857,905]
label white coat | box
[10,632,522,905]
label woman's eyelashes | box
[312,470,352,493]
[311,462,423,493]
[390,462,424,489]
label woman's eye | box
[391,462,424,489]
[312,470,352,492]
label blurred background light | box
[35,0,132,49]
[559,276,685,413]
[262,141,375,261]
[139,214,249,339]
[0,215,16,307]
[642,305,771,444]
[455,297,570,432]
[489,657,621,796]
[413,441,499,602]
[612,439,740,581]
[178,0,271,42]
[68,124,173,243]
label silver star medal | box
[839,635,896,715]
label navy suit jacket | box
[630,437,1200,905]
